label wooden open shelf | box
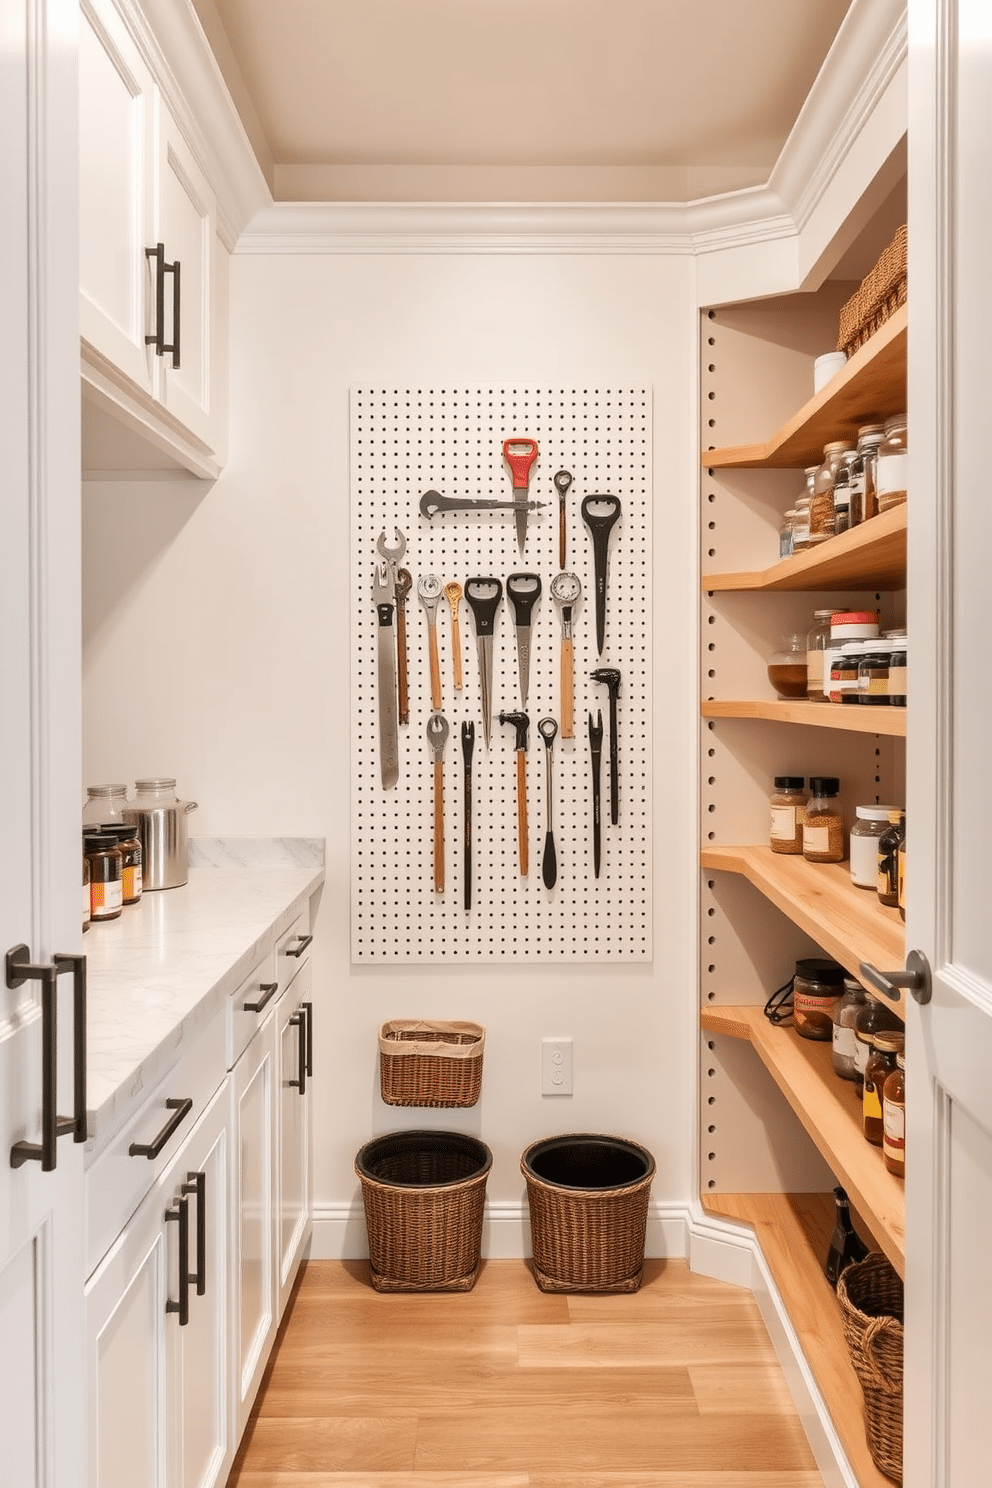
[701,1190,896,1488]
[701,698,906,737]
[701,845,905,988]
[702,502,907,593]
[701,1005,905,1273]
[702,304,907,470]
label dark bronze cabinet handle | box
[165,1192,190,1326]
[243,981,279,1014]
[129,1097,193,1159]
[145,243,181,369]
[288,1011,306,1095]
[284,934,313,959]
[182,1170,207,1297]
[6,944,87,1171]
[302,1000,313,1078]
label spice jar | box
[888,636,907,705]
[850,805,897,888]
[850,424,886,525]
[104,823,143,905]
[883,1052,907,1177]
[767,635,808,698]
[864,1031,904,1146]
[803,777,845,863]
[877,810,904,907]
[876,414,908,512]
[791,474,816,552]
[853,997,904,1095]
[793,957,846,1041]
[779,510,799,559]
[769,777,807,855]
[84,830,124,922]
[832,979,867,1081]
[857,641,892,704]
[83,783,128,826]
[832,449,857,534]
[806,609,841,703]
[830,641,871,705]
[824,611,880,702]
[810,442,847,543]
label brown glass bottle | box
[883,1054,907,1177]
[853,998,904,1096]
[863,1031,904,1146]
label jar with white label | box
[888,637,907,705]
[832,979,867,1081]
[876,415,908,513]
[803,777,845,863]
[84,830,123,921]
[791,494,813,553]
[850,805,896,887]
[793,958,846,1042]
[824,611,880,702]
[850,423,886,525]
[769,777,807,855]
[806,609,840,702]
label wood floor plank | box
[516,1317,778,1368]
[230,1415,417,1475]
[688,1361,797,1414]
[530,1475,824,1487]
[232,1478,529,1487]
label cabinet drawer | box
[226,952,278,1071]
[85,1000,225,1279]
[276,908,312,987]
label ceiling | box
[191,0,855,203]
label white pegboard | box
[350,386,653,962]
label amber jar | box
[853,998,904,1095]
[793,957,846,1042]
[864,1031,904,1146]
[883,1053,907,1177]
[103,824,143,905]
[82,852,91,933]
[876,810,904,907]
[84,830,123,921]
[803,777,845,863]
[769,777,807,855]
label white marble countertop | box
[84,839,324,1148]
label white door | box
[905,3,992,1483]
[230,1016,276,1441]
[0,2,85,1486]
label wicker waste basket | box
[521,1133,655,1293]
[355,1130,492,1292]
[837,1251,904,1485]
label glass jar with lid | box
[876,414,908,513]
[803,777,845,863]
[832,449,858,535]
[83,783,128,826]
[832,978,867,1081]
[850,805,897,888]
[853,998,904,1095]
[767,635,808,698]
[830,641,871,705]
[888,637,907,705]
[876,809,904,907]
[103,824,143,905]
[810,442,847,543]
[858,641,892,704]
[769,777,807,855]
[806,609,841,702]
[84,830,124,921]
[823,611,880,702]
[864,1031,905,1145]
[793,957,846,1042]
[779,510,799,559]
[850,423,886,525]
[883,1052,907,1177]
[791,494,813,553]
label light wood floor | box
[227,1258,824,1487]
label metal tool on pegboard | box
[499,710,530,877]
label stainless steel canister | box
[124,778,198,890]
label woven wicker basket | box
[837,224,908,357]
[356,1129,492,1292]
[837,1251,904,1484]
[378,1020,485,1108]
[521,1134,655,1293]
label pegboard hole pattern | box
[351,387,653,962]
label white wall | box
[82,248,700,1253]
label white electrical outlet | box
[541,1037,573,1096]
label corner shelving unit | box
[699,299,907,1488]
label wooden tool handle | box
[433,759,444,893]
[561,637,574,739]
[451,614,463,691]
[428,627,442,710]
[516,750,528,876]
[396,605,409,724]
[559,501,566,570]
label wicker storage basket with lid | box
[521,1133,655,1293]
[378,1019,485,1107]
[837,224,908,358]
[837,1251,904,1484]
[355,1129,492,1292]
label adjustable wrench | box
[426,712,448,893]
[372,561,399,789]
[581,495,622,656]
[418,574,443,711]
[499,710,530,876]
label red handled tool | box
[503,438,539,553]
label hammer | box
[591,668,621,825]
[499,710,530,876]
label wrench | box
[554,469,573,570]
[372,561,399,789]
[444,581,464,691]
[499,709,529,877]
[426,713,448,893]
[538,717,558,889]
[418,575,443,711]
[396,568,412,724]
[420,490,546,520]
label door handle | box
[6,944,87,1171]
[165,1192,190,1326]
[288,1010,306,1095]
[859,949,932,1006]
[182,1170,207,1298]
[145,243,181,369]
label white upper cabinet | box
[79,0,225,475]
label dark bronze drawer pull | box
[244,981,279,1014]
[129,1097,193,1159]
[284,934,313,959]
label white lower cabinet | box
[276,959,313,1320]
[85,1084,230,1488]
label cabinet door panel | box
[152,96,215,449]
[276,962,312,1319]
[79,0,154,391]
[230,1018,275,1440]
